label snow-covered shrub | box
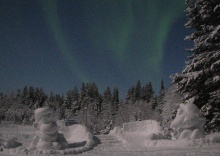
[161,84,183,129]
[5,100,33,124]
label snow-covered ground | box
[82,135,220,156]
[1,120,220,156]
[107,120,220,156]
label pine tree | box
[47,92,55,108]
[28,86,35,108]
[22,86,28,105]
[112,88,119,104]
[126,86,135,101]
[5,91,33,123]
[112,87,119,117]
[172,0,220,133]
[76,82,101,132]
[80,82,86,102]
[53,94,64,120]
[63,86,80,119]
[148,82,154,96]
[103,87,112,101]
[34,87,46,108]
[135,80,142,100]
[99,87,113,133]
[145,82,154,102]
[71,86,80,112]
[16,89,22,99]
[126,88,132,101]
[157,79,166,113]
[152,96,158,110]
[159,79,165,98]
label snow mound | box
[111,120,220,148]
[207,132,220,143]
[144,133,220,148]
[110,120,164,147]
[60,123,94,147]
[110,126,123,136]
[122,120,162,135]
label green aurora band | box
[82,0,185,84]
[40,0,185,87]
[40,0,89,82]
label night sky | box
[0,0,193,98]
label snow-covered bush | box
[5,100,33,124]
[161,84,183,129]
[114,99,156,128]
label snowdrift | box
[111,120,164,146]
[58,121,94,147]
[122,120,162,135]
[111,120,220,148]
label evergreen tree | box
[93,83,99,98]
[172,0,220,133]
[28,86,35,108]
[71,86,80,112]
[53,94,65,120]
[145,82,154,102]
[76,82,101,132]
[151,96,158,110]
[112,87,119,103]
[126,86,135,101]
[148,82,154,96]
[28,86,35,97]
[99,87,113,133]
[97,94,103,113]
[112,87,119,116]
[5,91,33,123]
[103,87,112,101]
[157,79,166,113]
[135,80,142,100]
[80,82,86,102]
[34,87,46,108]
[159,79,165,98]
[126,88,132,101]
[64,86,80,119]
[47,92,55,108]
[141,86,147,101]
[16,89,22,99]
[22,86,28,105]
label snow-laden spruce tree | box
[172,0,220,133]
[96,87,113,134]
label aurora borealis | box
[0,0,192,97]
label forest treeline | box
[0,80,166,134]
